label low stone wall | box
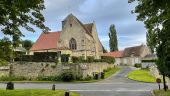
[11,62,114,78]
[0,66,9,76]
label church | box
[30,14,103,59]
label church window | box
[70,24,72,27]
[69,38,77,50]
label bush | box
[0,59,8,66]
[61,54,70,63]
[83,75,92,81]
[103,67,112,72]
[87,56,94,63]
[101,56,115,64]
[36,75,59,81]
[72,56,84,63]
[60,71,75,82]
[0,76,27,81]
[134,63,141,68]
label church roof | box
[103,51,124,58]
[30,32,60,51]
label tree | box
[109,24,118,51]
[0,37,12,66]
[0,0,50,44]
[129,0,170,91]
[22,40,33,50]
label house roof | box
[30,32,60,51]
[123,45,144,57]
[103,51,124,58]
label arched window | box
[69,38,77,50]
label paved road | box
[0,66,159,96]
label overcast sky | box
[0,0,146,51]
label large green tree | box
[22,40,33,50]
[0,0,49,44]
[109,24,118,52]
[129,0,170,91]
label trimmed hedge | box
[15,52,58,62]
[142,59,157,62]
[101,56,115,64]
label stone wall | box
[0,66,9,76]
[11,62,113,78]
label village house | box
[103,45,151,65]
[30,14,103,59]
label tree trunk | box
[163,74,167,91]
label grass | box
[0,89,80,96]
[127,69,156,83]
[153,90,170,96]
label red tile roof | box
[103,51,124,58]
[30,32,61,51]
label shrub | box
[61,54,70,63]
[103,67,112,72]
[60,71,75,82]
[83,75,92,81]
[87,56,94,63]
[0,76,27,81]
[36,75,59,81]
[101,56,115,64]
[0,59,8,66]
[72,56,84,63]
[134,63,141,68]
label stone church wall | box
[11,62,114,79]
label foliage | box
[36,75,59,81]
[61,54,70,63]
[0,59,8,66]
[0,76,27,81]
[0,37,12,65]
[141,59,157,62]
[22,40,33,50]
[134,63,141,68]
[60,71,75,82]
[87,56,95,63]
[101,56,115,64]
[127,69,156,83]
[128,0,170,78]
[82,75,92,81]
[0,89,80,96]
[0,0,50,43]
[15,52,58,62]
[108,24,118,51]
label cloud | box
[0,0,147,51]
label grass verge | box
[153,90,170,96]
[127,69,156,83]
[0,89,80,96]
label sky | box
[0,0,147,51]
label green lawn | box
[153,90,170,96]
[0,89,80,96]
[127,69,156,83]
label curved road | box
[0,66,159,96]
